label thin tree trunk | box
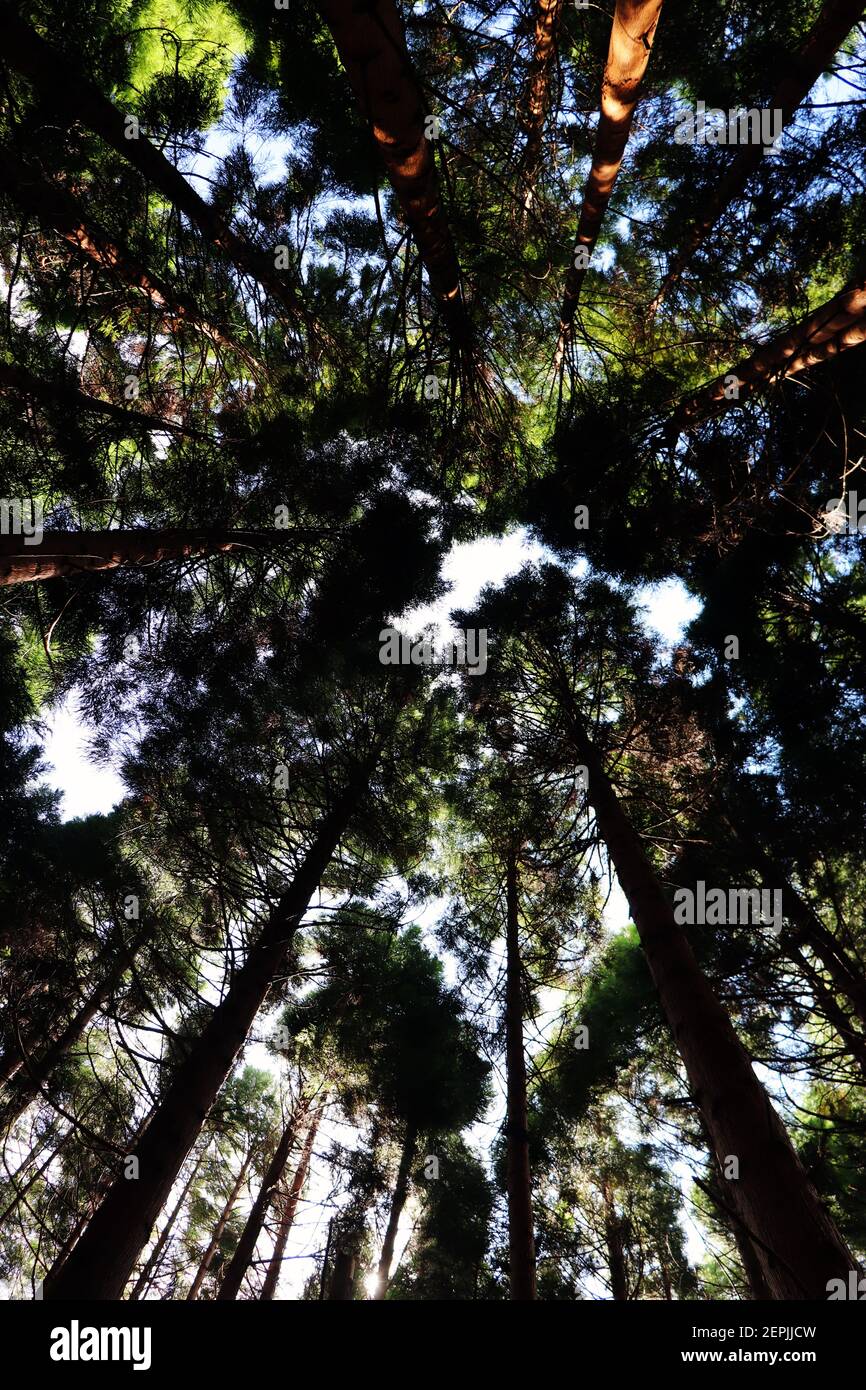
[734,824,866,1028]
[128,1150,207,1301]
[0,361,211,441]
[559,688,857,1299]
[259,1107,322,1301]
[0,145,260,372]
[216,1104,307,1301]
[504,847,536,1300]
[44,761,376,1301]
[0,5,305,328]
[372,1119,417,1299]
[0,1130,68,1227]
[788,945,866,1080]
[317,0,471,345]
[520,0,565,212]
[186,1148,252,1300]
[602,1181,629,1300]
[650,0,866,313]
[0,926,149,1122]
[0,529,306,587]
[673,275,866,430]
[557,0,665,354]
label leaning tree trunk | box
[560,686,857,1299]
[186,1148,253,1300]
[216,1104,308,1301]
[650,0,866,313]
[504,847,536,1301]
[0,529,303,587]
[372,1119,418,1300]
[317,0,471,347]
[0,925,149,1122]
[0,145,259,372]
[520,0,565,213]
[733,822,866,1032]
[0,1130,68,1229]
[557,0,665,353]
[673,275,866,430]
[0,361,211,442]
[788,945,866,1081]
[43,759,375,1301]
[0,5,304,328]
[259,1107,322,1301]
[732,1220,774,1301]
[128,1150,207,1301]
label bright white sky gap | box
[39,532,700,820]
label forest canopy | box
[0,0,865,1309]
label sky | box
[30,534,703,1296]
[37,531,701,821]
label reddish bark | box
[520,0,565,212]
[259,1108,322,1301]
[674,276,866,430]
[0,361,211,441]
[559,687,857,1299]
[216,1105,307,1301]
[557,0,665,349]
[0,4,304,325]
[0,529,299,586]
[317,0,471,345]
[43,763,375,1301]
[0,145,259,370]
[186,1148,253,1300]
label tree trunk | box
[0,144,259,372]
[0,1129,67,1228]
[128,1150,207,1301]
[651,0,866,312]
[674,275,866,430]
[372,1119,417,1300]
[216,1105,307,1301]
[260,1107,322,1300]
[186,1148,253,1300]
[560,689,857,1299]
[0,926,149,1122]
[504,847,536,1300]
[43,1211,91,1289]
[735,824,866,1030]
[696,1114,774,1300]
[0,361,211,441]
[44,762,375,1301]
[602,1182,629,1300]
[557,0,665,349]
[788,945,866,1080]
[0,529,302,587]
[520,0,565,212]
[328,1248,356,1301]
[732,1219,774,1300]
[316,0,471,345]
[0,5,304,328]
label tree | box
[557,0,665,353]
